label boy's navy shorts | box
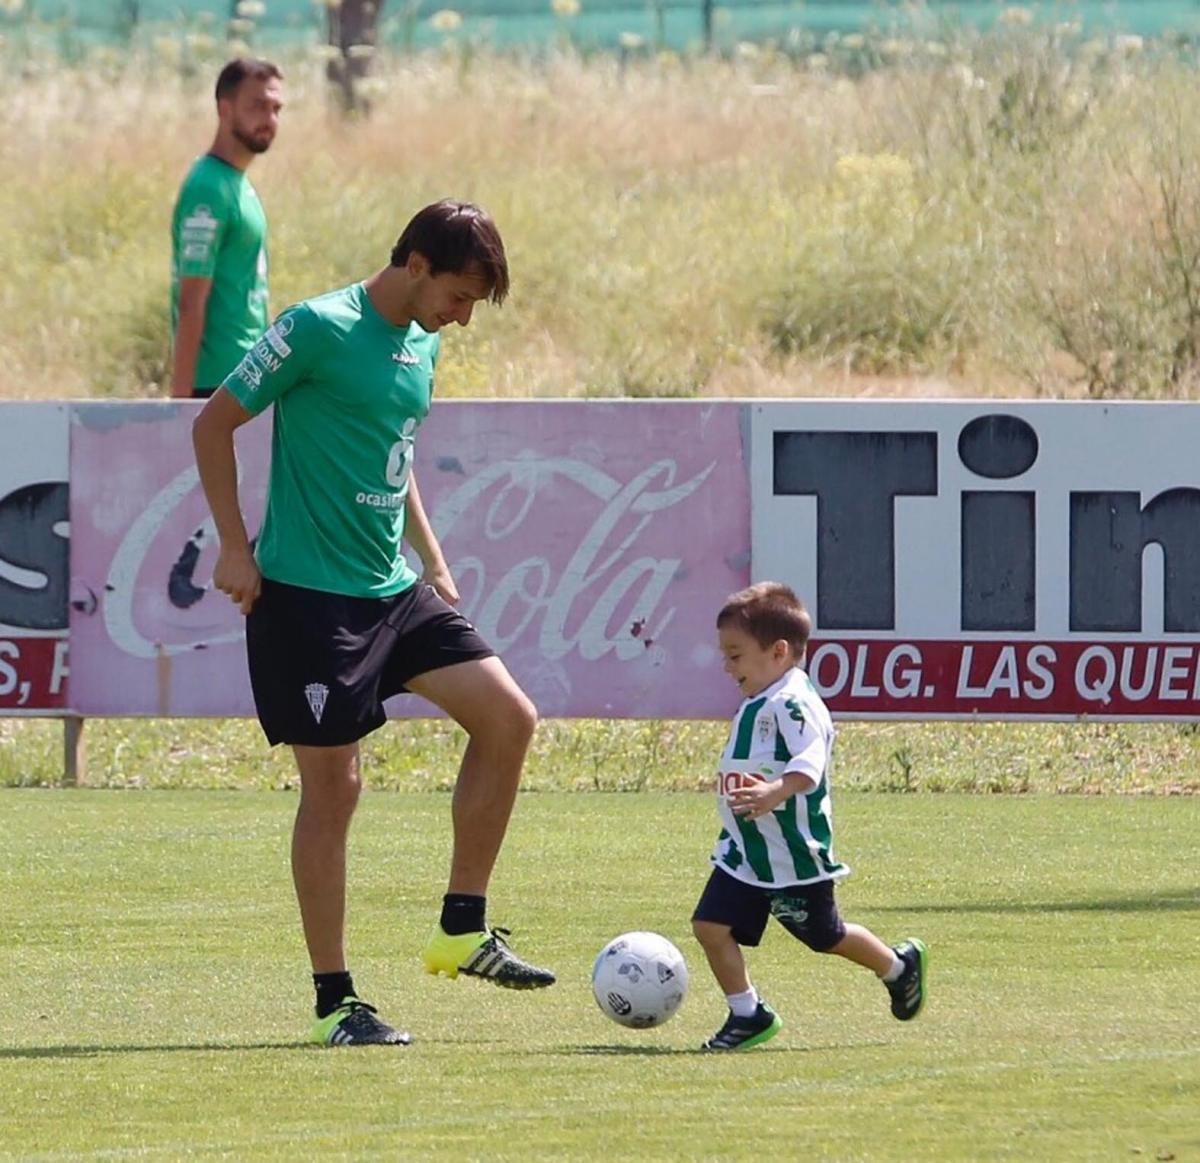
[692,866,847,952]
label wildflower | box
[1001,6,1033,27]
[430,8,462,31]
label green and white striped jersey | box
[711,666,849,888]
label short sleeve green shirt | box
[171,154,269,389]
[221,282,439,598]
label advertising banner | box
[751,401,1200,718]
[0,403,70,712]
[68,401,750,718]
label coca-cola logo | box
[432,453,715,659]
[90,453,716,667]
[67,400,749,718]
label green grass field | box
[1,789,1196,1160]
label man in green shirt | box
[193,200,555,1048]
[170,58,283,398]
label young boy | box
[692,581,927,1051]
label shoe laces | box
[336,998,379,1017]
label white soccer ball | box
[591,931,689,1029]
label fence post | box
[63,715,86,787]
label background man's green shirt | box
[222,282,440,598]
[171,154,269,389]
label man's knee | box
[482,685,537,749]
[294,746,362,816]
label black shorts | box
[246,578,495,747]
[692,867,846,952]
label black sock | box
[313,971,356,1018]
[440,893,486,935]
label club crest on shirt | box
[757,712,774,745]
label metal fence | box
[7,0,1200,53]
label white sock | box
[881,954,905,983]
[726,987,759,1018]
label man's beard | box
[233,126,272,154]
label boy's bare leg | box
[826,923,898,977]
[693,920,752,994]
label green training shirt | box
[222,282,439,598]
[712,666,850,888]
[171,154,269,389]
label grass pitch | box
[1,790,1196,1161]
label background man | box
[170,58,283,399]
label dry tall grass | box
[3,31,1200,399]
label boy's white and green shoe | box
[309,997,411,1047]
[422,925,556,989]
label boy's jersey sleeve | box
[772,693,827,785]
[221,304,319,415]
[174,179,230,279]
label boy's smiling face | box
[717,625,793,698]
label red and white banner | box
[0,398,1196,721]
[807,639,1200,718]
[0,403,69,712]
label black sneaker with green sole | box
[702,1001,783,1051]
[886,938,928,1021]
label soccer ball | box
[591,931,688,1029]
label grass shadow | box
[0,1041,309,1060]
[870,888,1200,915]
[553,1040,877,1056]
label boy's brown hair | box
[716,581,812,657]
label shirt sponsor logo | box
[231,315,296,390]
[355,491,406,509]
[716,770,768,797]
[392,351,420,366]
[232,351,263,389]
[180,206,219,254]
[182,205,218,232]
[252,338,282,374]
[263,322,291,359]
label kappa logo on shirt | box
[392,350,420,365]
[304,682,329,724]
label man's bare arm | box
[172,276,213,399]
